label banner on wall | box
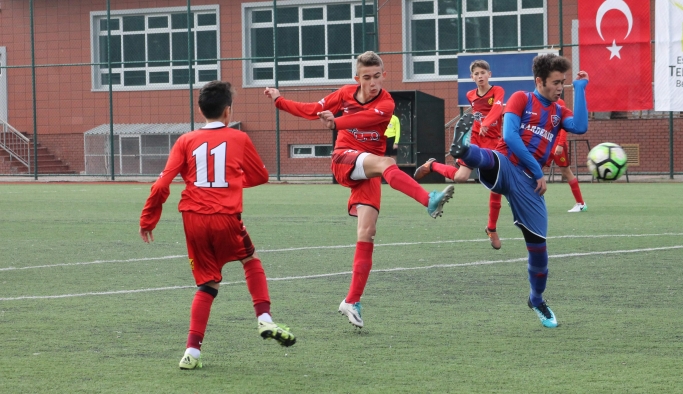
[579,0,652,111]
[655,0,683,111]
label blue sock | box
[461,145,496,170]
[526,242,548,307]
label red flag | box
[579,0,652,111]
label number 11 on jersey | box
[192,142,229,188]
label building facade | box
[0,0,679,176]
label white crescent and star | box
[595,0,633,60]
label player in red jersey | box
[548,99,587,213]
[139,81,295,370]
[264,51,454,329]
[414,60,504,249]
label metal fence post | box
[274,0,281,181]
[30,0,38,180]
[188,0,195,131]
[107,0,115,180]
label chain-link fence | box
[0,0,679,179]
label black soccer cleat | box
[449,112,474,158]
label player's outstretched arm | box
[265,86,329,120]
[563,71,589,134]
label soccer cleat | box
[338,299,364,328]
[258,321,297,347]
[179,352,203,370]
[413,158,436,180]
[427,185,455,218]
[528,298,558,328]
[568,203,588,213]
[485,228,502,250]
[449,112,474,158]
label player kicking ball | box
[449,54,589,328]
[139,81,295,370]
[265,51,453,329]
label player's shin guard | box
[459,145,496,170]
[431,161,458,180]
[243,258,271,316]
[382,164,430,206]
[187,285,218,350]
[526,242,548,307]
[345,242,374,304]
[488,192,502,231]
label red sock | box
[382,164,429,206]
[431,162,458,180]
[243,258,271,316]
[345,242,374,304]
[187,290,215,350]
[488,192,502,231]
[568,178,584,204]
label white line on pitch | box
[1,232,682,273]
[1,245,681,301]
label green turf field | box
[1,181,681,393]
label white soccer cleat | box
[338,299,364,328]
[568,203,587,213]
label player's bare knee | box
[357,226,376,241]
[453,172,469,183]
[377,156,395,171]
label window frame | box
[242,0,377,87]
[403,0,547,82]
[290,144,334,158]
[90,5,221,92]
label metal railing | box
[0,118,31,172]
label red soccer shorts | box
[181,211,255,285]
[457,134,500,168]
[552,142,570,167]
[331,148,381,216]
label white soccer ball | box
[587,142,628,181]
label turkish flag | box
[579,0,652,111]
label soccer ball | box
[587,142,628,181]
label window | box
[290,144,333,158]
[243,1,376,86]
[91,5,220,91]
[405,0,545,80]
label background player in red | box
[549,99,587,212]
[264,51,454,329]
[139,81,296,370]
[414,60,504,249]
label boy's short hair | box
[532,54,571,85]
[356,51,384,73]
[198,81,235,119]
[469,60,490,73]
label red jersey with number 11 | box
[139,125,268,231]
